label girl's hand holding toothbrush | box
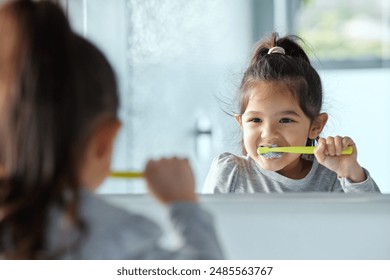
[144,157,197,204]
[314,136,366,183]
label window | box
[294,0,390,68]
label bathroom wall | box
[320,68,390,193]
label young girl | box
[0,0,223,259]
[203,33,380,194]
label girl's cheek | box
[245,128,259,138]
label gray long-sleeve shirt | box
[46,190,224,259]
[203,153,380,193]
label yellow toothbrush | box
[257,146,353,155]
[110,171,143,179]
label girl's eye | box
[280,118,294,123]
[250,118,262,123]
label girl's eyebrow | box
[243,111,259,115]
[243,110,302,117]
[278,110,302,117]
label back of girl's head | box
[239,32,323,122]
[0,0,118,258]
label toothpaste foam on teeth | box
[258,144,283,159]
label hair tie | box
[267,46,285,55]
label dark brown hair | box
[238,32,323,152]
[0,0,119,259]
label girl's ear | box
[94,119,121,158]
[309,113,328,139]
[234,114,247,155]
[234,114,243,129]
[79,118,121,190]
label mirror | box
[62,0,390,194]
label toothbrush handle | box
[110,171,144,179]
[258,146,353,155]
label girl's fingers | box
[326,136,335,156]
[317,136,355,156]
[314,138,326,163]
[334,135,343,155]
[316,137,326,149]
[316,136,356,157]
[342,136,354,150]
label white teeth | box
[259,144,282,159]
[261,152,282,159]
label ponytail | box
[250,32,310,67]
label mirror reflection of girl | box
[0,0,223,259]
[203,33,380,194]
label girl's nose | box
[260,123,278,139]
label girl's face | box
[236,81,324,178]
